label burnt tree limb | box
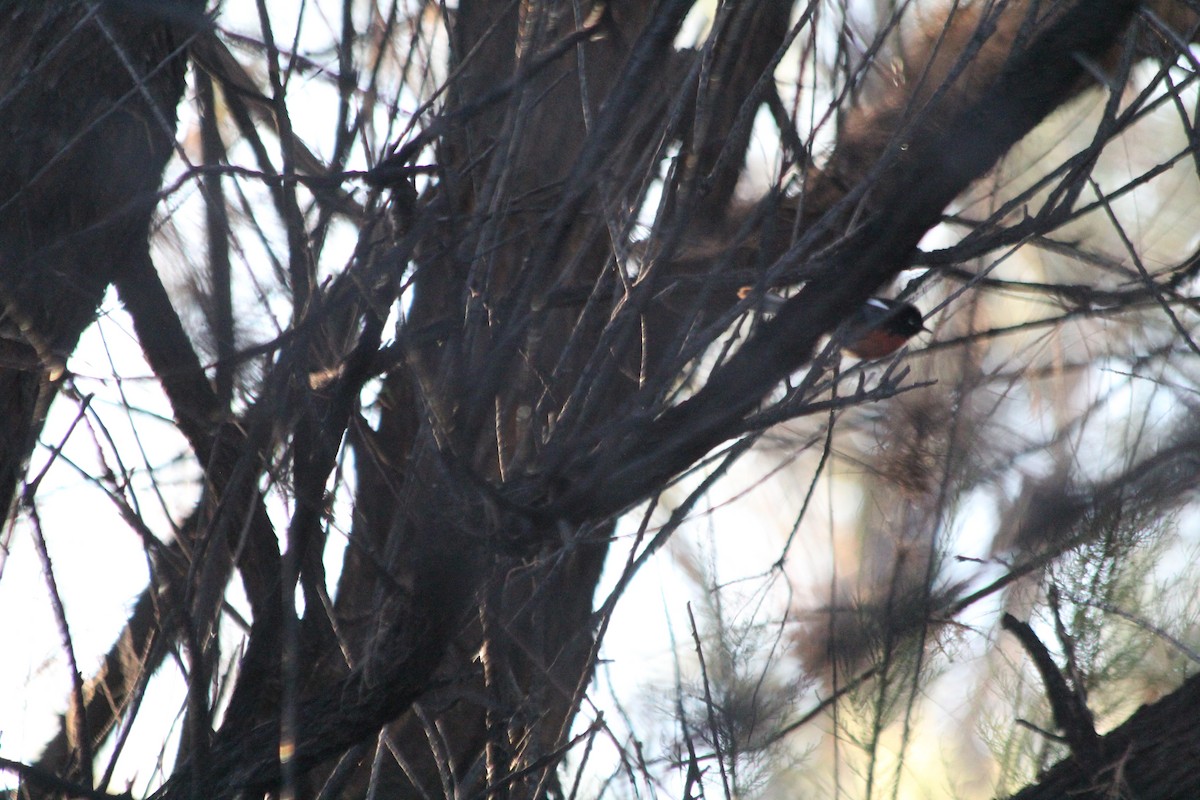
[1006,671,1200,800]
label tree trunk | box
[0,0,197,517]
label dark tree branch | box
[546,0,1140,524]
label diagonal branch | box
[547,0,1140,524]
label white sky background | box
[4,2,1200,798]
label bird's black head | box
[888,303,927,336]
[863,297,926,336]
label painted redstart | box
[737,288,928,358]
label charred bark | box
[0,0,200,518]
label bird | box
[737,288,928,359]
